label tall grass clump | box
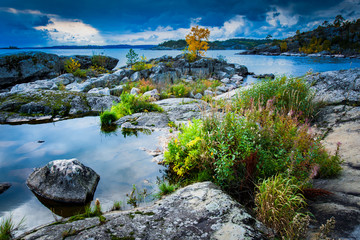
[255,175,310,239]
[0,215,24,240]
[110,93,163,119]
[100,111,117,126]
[100,93,163,127]
[234,76,317,120]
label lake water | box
[0,117,165,233]
[1,48,360,77]
[1,48,360,233]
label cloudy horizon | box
[1,0,360,47]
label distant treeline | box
[153,38,273,50]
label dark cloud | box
[0,0,359,46]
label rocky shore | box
[17,182,270,240]
[0,52,249,124]
[238,46,360,59]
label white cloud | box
[106,15,252,45]
[35,17,105,45]
[314,0,360,20]
[1,7,105,45]
[266,6,299,27]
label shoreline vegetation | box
[0,24,358,239]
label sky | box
[0,0,360,47]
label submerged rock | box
[26,158,100,203]
[0,182,11,194]
[19,182,270,240]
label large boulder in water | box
[26,158,100,204]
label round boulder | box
[26,158,100,204]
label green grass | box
[100,111,117,126]
[0,215,24,240]
[110,93,163,119]
[255,175,310,239]
[111,201,122,211]
[154,181,178,199]
[233,75,317,121]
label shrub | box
[91,54,107,68]
[100,111,117,126]
[131,56,153,71]
[110,93,163,119]
[255,175,309,239]
[138,79,155,93]
[164,99,342,192]
[164,119,203,180]
[168,83,190,97]
[73,69,87,78]
[233,76,317,120]
[64,58,80,73]
[90,65,108,74]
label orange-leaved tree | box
[185,25,210,60]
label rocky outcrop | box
[18,182,270,240]
[115,98,210,130]
[0,182,11,194]
[0,52,63,89]
[0,90,120,124]
[0,52,119,90]
[26,158,100,204]
[60,55,118,71]
[305,68,360,239]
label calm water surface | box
[0,117,165,232]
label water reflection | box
[0,117,165,232]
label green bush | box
[131,56,153,71]
[164,119,203,179]
[91,54,107,68]
[110,93,163,119]
[64,58,80,73]
[100,111,117,126]
[234,76,317,120]
[164,99,342,191]
[73,69,87,78]
[168,83,190,97]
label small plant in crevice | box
[154,181,178,199]
[68,199,104,223]
[0,214,25,240]
[315,216,336,240]
[126,185,148,208]
[111,201,122,211]
[62,227,78,239]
